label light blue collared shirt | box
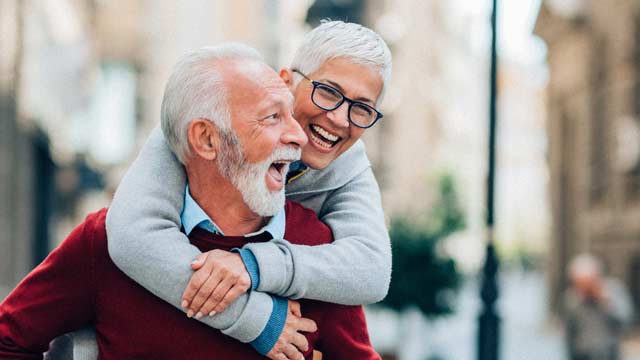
[181,185,286,239]
[180,185,288,355]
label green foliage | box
[423,174,466,239]
[381,174,465,317]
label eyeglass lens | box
[313,84,377,127]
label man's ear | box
[279,67,295,91]
[187,118,219,161]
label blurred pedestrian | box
[564,254,633,360]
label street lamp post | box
[478,0,501,359]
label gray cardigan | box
[59,127,390,357]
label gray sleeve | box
[105,126,273,343]
[245,167,391,304]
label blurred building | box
[357,0,493,273]
[1,0,551,292]
[535,0,640,316]
[0,0,312,298]
[360,0,549,272]
[0,0,57,299]
[1,0,559,358]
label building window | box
[85,62,137,166]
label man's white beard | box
[217,131,300,216]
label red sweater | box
[0,202,379,359]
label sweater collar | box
[285,139,371,195]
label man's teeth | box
[311,125,339,142]
[273,160,293,166]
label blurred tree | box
[381,173,465,317]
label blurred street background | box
[1,0,640,359]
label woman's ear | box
[279,67,295,91]
[186,118,219,161]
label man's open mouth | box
[309,124,341,149]
[267,160,292,184]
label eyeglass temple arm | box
[292,69,313,82]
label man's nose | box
[326,101,350,128]
[281,112,308,148]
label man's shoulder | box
[30,208,110,289]
[283,200,332,245]
[60,208,109,253]
[82,208,109,239]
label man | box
[565,254,633,360]
[0,44,379,360]
[104,21,392,359]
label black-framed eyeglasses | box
[292,69,383,129]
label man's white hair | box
[290,20,392,103]
[160,43,264,163]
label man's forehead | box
[220,61,291,116]
[247,84,293,113]
[227,67,289,100]
[220,59,273,81]
[222,60,283,90]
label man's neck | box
[186,168,267,237]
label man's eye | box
[263,113,280,123]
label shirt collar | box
[286,160,309,184]
[181,184,285,239]
[289,160,307,173]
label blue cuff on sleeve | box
[232,248,260,291]
[249,295,288,355]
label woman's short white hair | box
[161,43,264,163]
[290,20,392,103]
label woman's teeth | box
[310,125,340,148]
[312,125,339,141]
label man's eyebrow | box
[320,78,376,105]
[254,99,277,116]
[256,95,293,116]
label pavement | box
[366,270,640,360]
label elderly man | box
[103,21,392,359]
[0,44,378,360]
